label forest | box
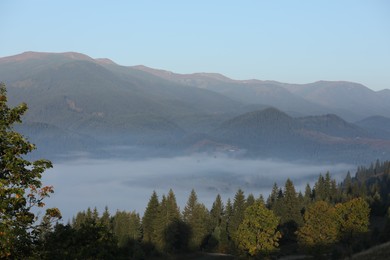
[1,82,390,259]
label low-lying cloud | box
[42,155,354,222]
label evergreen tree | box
[113,210,141,248]
[155,189,187,253]
[303,183,312,208]
[246,193,255,208]
[210,194,224,229]
[229,189,246,244]
[183,189,210,250]
[209,194,229,253]
[142,191,159,244]
[100,206,111,231]
[281,179,303,227]
[267,182,279,208]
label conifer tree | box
[281,179,303,226]
[209,194,229,252]
[183,189,210,250]
[246,193,255,208]
[229,189,246,243]
[303,183,312,207]
[142,191,159,244]
[113,210,141,248]
[210,194,224,229]
[267,183,279,208]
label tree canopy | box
[0,83,61,258]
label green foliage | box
[183,189,211,251]
[42,221,118,259]
[142,191,159,244]
[112,210,142,247]
[0,83,61,258]
[335,198,370,242]
[236,200,281,256]
[297,201,338,254]
[228,189,246,243]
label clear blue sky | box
[1,0,389,90]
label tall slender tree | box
[142,191,159,244]
[183,189,210,250]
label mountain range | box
[1,51,389,163]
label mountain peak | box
[0,51,94,63]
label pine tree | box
[281,179,303,226]
[209,195,229,253]
[267,183,279,208]
[303,183,312,207]
[154,189,186,253]
[229,189,246,244]
[210,194,224,229]
[100,206,111,231]
[142,191,159,244]
[246,193,255,208]
[183,189,210,250]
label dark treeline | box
[37,160,390,259]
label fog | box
[41,155,354,222]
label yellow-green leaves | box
[237,200,281,256]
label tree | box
[236,200,281,256]
[228,189,246,242]
[154,189,188,253]
[113,210,142,248]
[278,179,303,243]
[335,198,370,242]
[142,191,159,244]
[183,189,210,250]
[297,201,338,254]
[209,194,229,253]
[0,83,61,258]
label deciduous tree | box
[236,201,281,256]
[0,83,61,258]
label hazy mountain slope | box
[209,108,390,163]
[282,81,390,120]
[298,114,369,138]
[132,66,330,117]
[355,116,390,140]
[0,52,243,140]
[132,66,390,121]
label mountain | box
[355,116,390,140]
[133,66,390,121]
[208,108,390,163]
[1,51,389,163]
[0,52,244,157]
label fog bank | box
[41,155,354,222]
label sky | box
[1,1,389,90]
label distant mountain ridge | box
[132,64,390,121]
[1,51,389,163]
